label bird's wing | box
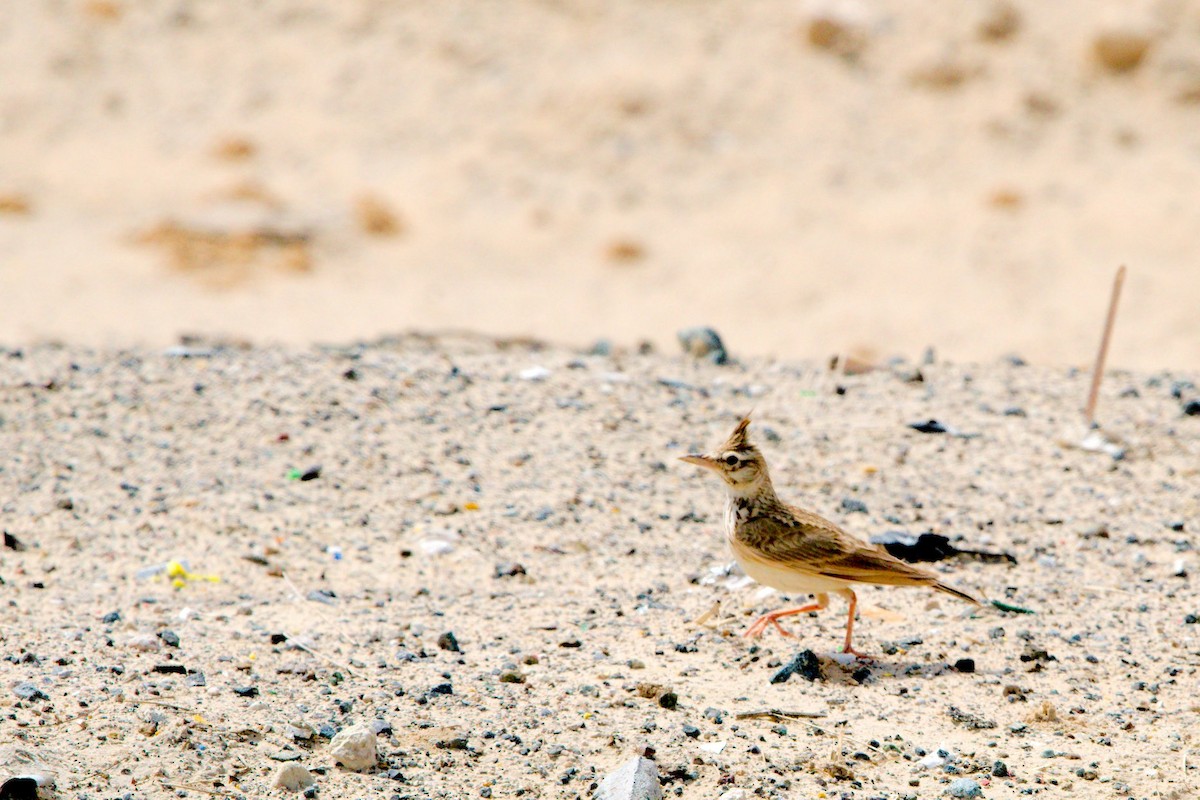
[737,506,941,588]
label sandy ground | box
[2,1,1200,369]
[0,335,1197,798]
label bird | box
[681,415,978,657]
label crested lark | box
[682,416,978,657]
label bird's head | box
[679,415,770,498]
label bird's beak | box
[679,454,717,470]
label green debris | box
[991,600,1036,615]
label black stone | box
[682,724,700,738]
[102,611,121,624]
[0,777,38,800]
[437,632,461,652]
[300,465,322,481]
[233,686,259,697]
[153,664,187,674]
[770,649,823,683]
[953,658,976,673]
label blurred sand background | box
[2,0,1199,368]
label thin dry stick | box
[1084,265,1127,427]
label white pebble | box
[272,762,314,791]
[329,723,378,771]
[126,633,160,652]
[519,366,551,381]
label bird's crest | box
[721,414,754,452]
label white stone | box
[272,762,314,791]
[596,756,661,800]
[519,366,551,381]
[329,723,378,771]
[126,633,161,651]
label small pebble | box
[329,723,379,771]
[272,762,314,791]
[953,658,976,673]
[676,327,728,365]
[437,632,461,652]
[947,778,982,798]
[770,649,823,683]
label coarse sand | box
[0,335,1197,798]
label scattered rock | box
[499,671,526,684]
[770,649,823,683]
[12,683,48,702]
[676,327,728,365]
[803,1,870,59]
[437,631,461,652]
[947,705,997,729]
[101,611,121,624]
[3,532,26,551]
[952,658,976,673]
[273,762,315,791]
[978,0,1021,41]
[947,777,983,798]
[126,633,161,652]
[233,686,259,697]
[158,629,180,648]
[1183,399,1200,416]
[1092,28,1152,73]
[840,497,868,514]
[494,562,527,578]
[355,194,403,237]
[992,760,1009,777]
[329,723,378,771]
[595,755,662,800]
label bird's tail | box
[934,581,981,605]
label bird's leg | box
[744,593,829,638]
[837,588,870,659]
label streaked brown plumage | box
[681,415,978,657]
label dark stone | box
[158,630,180,648]
[233,686,259,697]
[1019,645,1056,663]
[428,682,453,696]
[676,327,729,365]
[12,682,48,701]
[909,419,949,434]
[437,736,469,750]
[947,705,997,729]
[992,760,1010,777]
[437,632,461,652]
[1184,399,1200,416]
[186,671,207,687]
[102,611,121,624]
[271,633,288,644]
[851,666,872,684]
[770,649,823,683]
[0,777,38,800]
[953,658,976,673]
[372,719,393,735]
[152,664,187,674]
[840,497,868,514]
[300,465,322,481]
[3,532,26,551]
[682,724,700,738]
[494,562,527,578]
[658,692,678,710]
[559,639,582,648]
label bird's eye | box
[724,455,740,467]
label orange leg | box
[837,588,870,659]
[744,593,829,639]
